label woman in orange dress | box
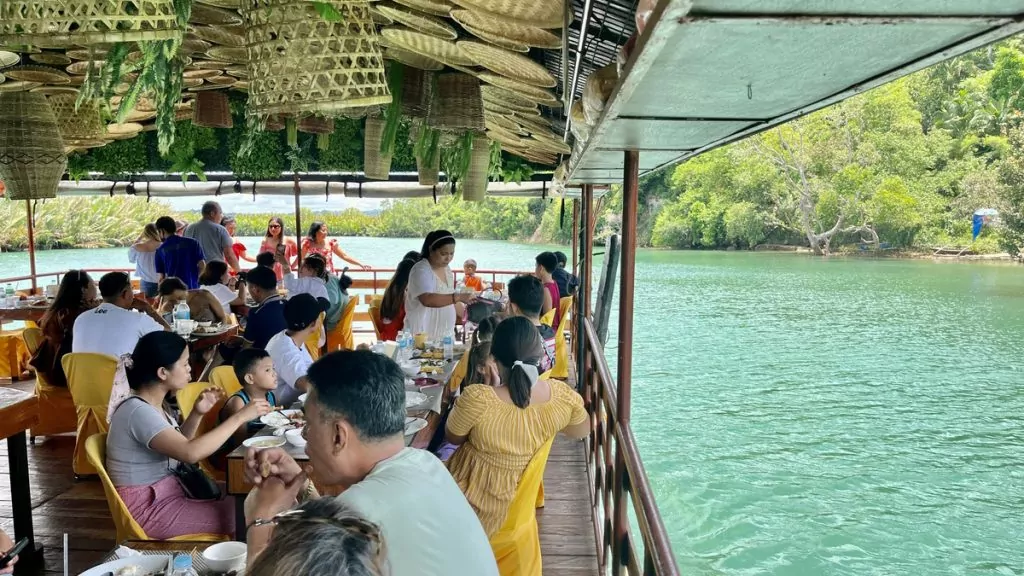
[300,221,369,274]
[445,316,589,535]
[258,217,298,281]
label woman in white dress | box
[405,230,475,341]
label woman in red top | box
[535,251,562,327]
[258,217,298,281]
[300,221,369,274]
[379,252,421,341]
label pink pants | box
[117,475,235,539]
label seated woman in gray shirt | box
[106,331,271,539]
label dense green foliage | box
[590,39,1024,255]
[0,195,568,251]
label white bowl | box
[202,541,247,573]
[196,321,213,328]
[400,362,421,377]
[285,427,307,448]
[243,436,286,450]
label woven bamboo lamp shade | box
[427,72,484,132]
[363,115,392,180]
[193,91,233,128]
[461,134,490,201]
[0,0,183,47]
[298,115,335,134]
[242,0,392,119]
[47,93,105,143]
[401,68,433,119]
[0,92,67,200]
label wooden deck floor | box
[0,382,600,575]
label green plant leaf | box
[312,1,343,21]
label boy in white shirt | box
[265,294,321,406]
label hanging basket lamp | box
[0,0,184,47]
[0,92,67,200]
[242,0,392,120]
[193,91,233,128]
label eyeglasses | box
[269,224,281,229]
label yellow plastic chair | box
[326,298,358,352]
[304,312,326,361]
[558,296,573,328]
[539,308,555,328]
[85,434,229,543]
[368,304,384,341]
[489,438,554,576]
[175,383,227,482]
[176,381,213,420]
[449,353,470,393]
[63,352,118,476]
[209,365,243,396]
[549,299,574,381]
[0,328,30,380]
[22,327,77,438]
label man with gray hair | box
[244,350,499,576]
[184,201,239,273]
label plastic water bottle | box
[397,331,409,361]
[170,553,198,576]
[442,330,454,361]
[173,301,190,332]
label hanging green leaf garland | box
[76,0,191,155]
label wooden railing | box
[579,316,680,576]
[0,267,527,332]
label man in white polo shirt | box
[72,272,170,358]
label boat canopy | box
[566,0,1024,184]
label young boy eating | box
[220,348,279,434]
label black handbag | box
[170,461,221,501]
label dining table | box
[0,387,41,563]
[223,349,460,539]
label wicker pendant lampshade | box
[401,68,433,119]
[0,92,67,200]
[192,91,233,128]
[462,134,490,201]
[242,0,392,119]
[427,73,484,132]
[363,115,392,180]
[48,93,106,145]
[0,0,183,47]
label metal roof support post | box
[612,151,638,576]
[577,185,595,396]
[26,200,37,293]
[294,173,303,262]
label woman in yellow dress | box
[445,316,590,536]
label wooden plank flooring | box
[0,382,600,575]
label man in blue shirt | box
[243,265,287,350]
[154,216,205,289]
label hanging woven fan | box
[190,3,244,26]
[384,47,444,72]
[451,9,561,49]
[392,0,453,16]
[375,5,457,41]
[449,0,565,29]
[457,41,556,88]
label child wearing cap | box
[460,259,485,292]
[264,293,321,406]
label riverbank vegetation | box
[590,38,1024,256]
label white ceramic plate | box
[405,391,429,409]
[260,409,302,428]
[404,417,428,436]
[79,555,171,576]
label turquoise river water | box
[2,239,1022,575]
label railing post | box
[293,173,303,262]
[577,185,594,395]
[25,200,37,293]
[612,150,639,575]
